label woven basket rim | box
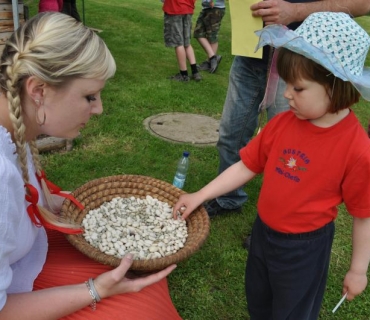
[60,174,210,271]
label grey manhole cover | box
[144,113,220,146]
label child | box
[162,0,202,82]
[173,12,370,319]
[194,0,225,73]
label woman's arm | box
[0,255,176,320]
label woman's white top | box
[0,126,47,310]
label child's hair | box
[277,47,360,113]
[0,12,116,229]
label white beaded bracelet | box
[85,278,101,310]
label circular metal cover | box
[144,113,220,146]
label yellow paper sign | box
[229,0,263,58]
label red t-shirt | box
[163,0,195,15]
[240,110,370,233]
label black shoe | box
[209,55,222,74]
[204,199,242,218]
[169,73,190,82]
[198,60,211,71]
[243,234,251,251]
[192,72,202,82]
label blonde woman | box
[0,12,181,320]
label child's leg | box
[245,217,273,319]
[185,45,196,65]
[164,14,188,74]
[246,215,334,320]
[194,10,214,58]
[175,46,187,71]
[185,45,201,81]
[196,38,215,58]
[205,8,225,55]
[210,42,219,55]
[200,8,225,73]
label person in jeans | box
[205,0,370,219]
[194,0,226,74]
[62,0,82,22]
[162,0,202,82]
[174,12,370,318]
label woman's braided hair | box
[1,12,116,227]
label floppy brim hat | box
[255,12,370,101]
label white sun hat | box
[255,12,370,101]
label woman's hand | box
[93,254,177,299]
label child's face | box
[283,78,332,126]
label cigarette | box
[332,292,348,313]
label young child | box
[194,0,226,73]
[173,12,370,319]
[162,0,202,82]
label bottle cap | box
[183,151,190,157]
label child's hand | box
[173,192,204,220]
[342,269,368,300]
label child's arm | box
[342,217,370,300]
[173,161,257,219]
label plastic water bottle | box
[172,151,190,189]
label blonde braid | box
[29,139,42,175]
[5,53,30,185]
[29,139,61,213]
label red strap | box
[25,184,83,234]
[36,171,84,210]
[25,183,42,228]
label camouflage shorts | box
[164,13,193,47]
[193,8,225,43]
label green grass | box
[25,1,370,319]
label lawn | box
[25,1,370,319]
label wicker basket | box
[60,175,210,271]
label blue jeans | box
[215,55,289,209]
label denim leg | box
[266,76,289,121]
[216,56,267,209]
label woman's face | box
[40,78,106,139]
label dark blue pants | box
[245,216,335,320]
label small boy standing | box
[162,0,202,82]
[194,0,225,73]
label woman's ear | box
[25,76,45,102]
